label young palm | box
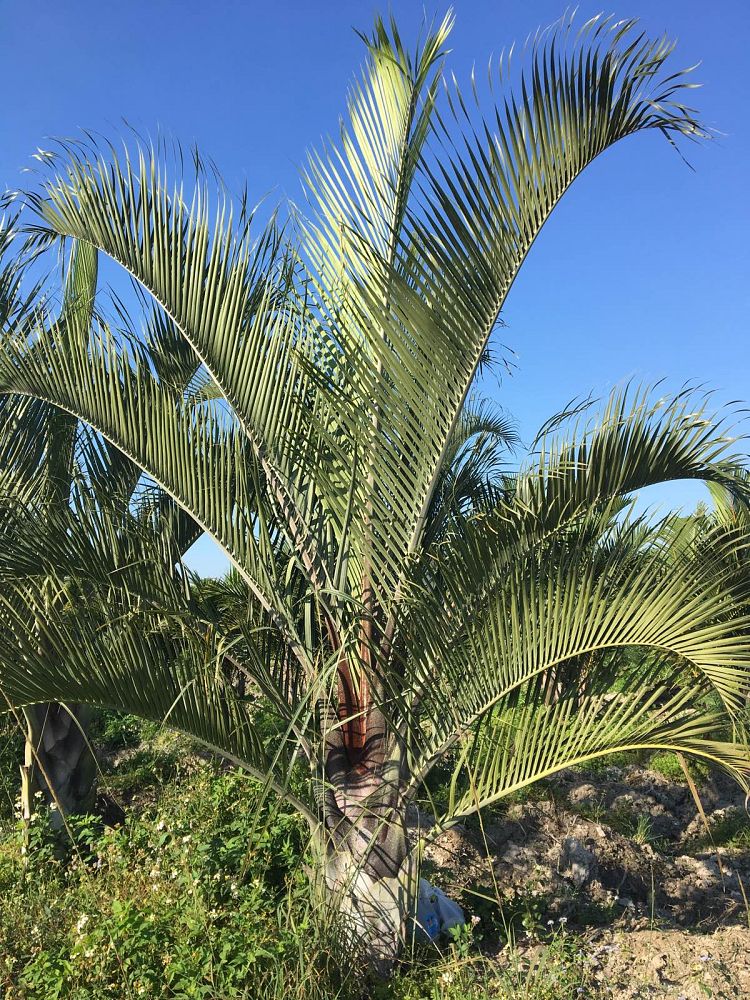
[1,13,749,970]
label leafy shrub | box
[0,720,635,998]
[89,711,157,752]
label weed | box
[631,814,654,846]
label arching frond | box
[403,508,750,807]
[298,14,708,608]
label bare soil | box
[409,762,750,997]
[571,925,750,999]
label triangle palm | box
[1,13,749,969]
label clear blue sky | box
[3,1,748,576]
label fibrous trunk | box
[322,594,414,974]
[323,814,413,977]
[20,703,97,832]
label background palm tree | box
[0,229,202,829]
[1,13,749,971]
[0,229,105,827]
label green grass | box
[692,809,750,851]
[376,931,603,1000]
[0,716,637,998]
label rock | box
[559,836,598,887]
[568,783,603,809]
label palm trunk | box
[321,731,414,975]
[20,703,97,832]
[324,833,413,976]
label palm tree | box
[1,13,749,970]
[0,228,103,826]
[0,229,202,829]
[666,479,750,661]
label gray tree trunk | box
[321,729,415,976]
[324,832,414,977]
[20,703,97,833]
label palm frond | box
[403,508,750,802]
[297,14,709,610]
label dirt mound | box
[574,926,750,999]
[411,762,750,933]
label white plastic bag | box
[414,878,465,941]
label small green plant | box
[491,881,551,942]
[648,751,709,784]
[458,882,504,941]
[572,794,608,824]
[447,922,473,960]
[14,793,61,865]
[597,803,665,850]
[567,897,618,928]
[631,814,654,846]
